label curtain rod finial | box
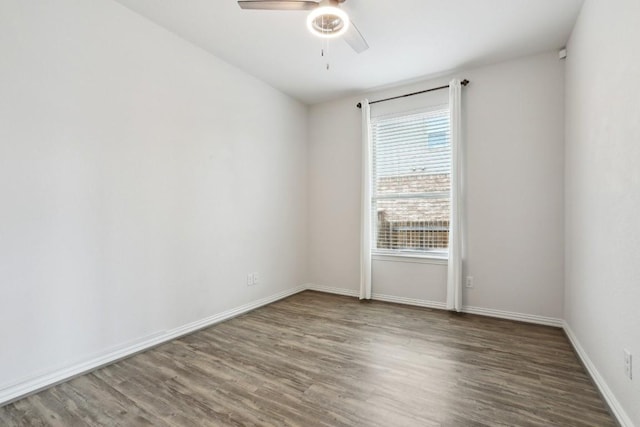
[357,102,362,109]
[461,79,469,86]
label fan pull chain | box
[321,14,329,70]
[325,38,330,70]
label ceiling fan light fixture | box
[306,6,350,38]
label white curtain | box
[360,99,372,300]
[446,79,463,311]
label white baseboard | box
[306,284,561,326]
[0,284,307,407]
[563,322,634,427]
[461,305,564,328]
[372,293,447,310]
[306,284,446,310]
[306,284,359,297]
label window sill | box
[372,252,448,265]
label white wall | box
[309,52,565,319]
[0,0,308,391]
[564,0,640,424]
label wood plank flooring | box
[0,291,616,426]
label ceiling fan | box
[237,0,369,53]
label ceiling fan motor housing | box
[237,0,368,53]
[308,0,350,38]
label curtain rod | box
[356,79,469,109]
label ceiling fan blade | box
[343,20,369,53]
[238,1,318,11]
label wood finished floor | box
[0,291,615,427]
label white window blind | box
[371,108,451,255]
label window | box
[371,108,451,257]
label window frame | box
[370,106,451,260]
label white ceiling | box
[113,0,584,104]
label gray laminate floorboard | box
[0,291,616,426]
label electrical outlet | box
[253,272,259,285]
[247,273,254,286]
[465,276,474,288]
[624,350,633,380]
